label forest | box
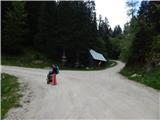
[1,1,121,68]
[1,1,160,119]
[1,0,160,71]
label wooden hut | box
[89,49,107,68]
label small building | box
[89,49,107,68]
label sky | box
[95,0,142,30]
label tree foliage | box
[2,1,28,54]
[1,1,101,66]
[125,1,160,71]
[97,15,121,59]
[126,0,139,17]
[112,25,122,37]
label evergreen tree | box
[2,1,28,54]
[26,1,42,46]
[1,1,108,67]
[112,25,122,37]
[33,1,57,56]
[126,1,160,71]
[126,0,139,17]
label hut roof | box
[89,49,107,62]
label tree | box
[33,1,57,57]
[2,1,28,54]
[119,22,133,62]
[26,1,42,46]
[126,0,139,17]
[1,1,108,67]
[112,25,122,37]
[126,1,160,71]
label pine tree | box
[33,1,57,57]
[112,25,122,37]
[2,1,28,54]
[126,0,139,17]
[126,1,160,71]
[26,1,42,46]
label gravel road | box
[2,61,160,119]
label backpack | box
[55,66,59,74]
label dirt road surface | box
[2,61,160,119]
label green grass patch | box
[99,60,117,70]
[2,50,59,68]
[120,66,160,90]
[61,60,117,71]
[2,49,116,70]
[1,73,22,119]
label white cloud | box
[95,0,131,30]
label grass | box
[2,55,55,68]
[1,50,59,68]
[2,49,117,70]
[97,60,117,70]
[120,66,160,90]
[60,60,117,71]
[1,73,22,119]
